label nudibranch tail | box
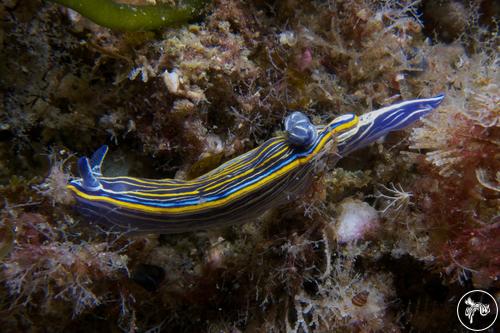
[336,94,445,156]
[67,95,443,234]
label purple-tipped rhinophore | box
[77,157,101,191]
[89,145,109,176]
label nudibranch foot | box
[67,94,444,234]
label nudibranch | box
[67,95,444,233]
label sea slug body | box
[67,95,444,234]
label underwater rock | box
[335,198,380,243]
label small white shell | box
[163,69,180,94]
[278,31,297,47]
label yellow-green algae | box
[51,0,210,31]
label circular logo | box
[457,289,498,331]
